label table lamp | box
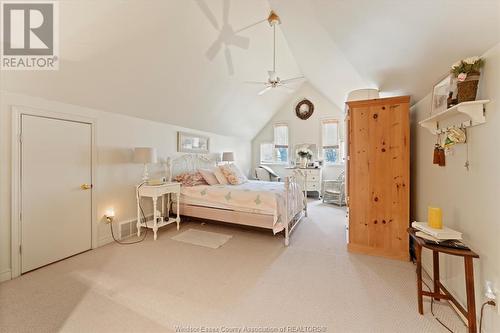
[134,147,157,181]
[222,152,234,164]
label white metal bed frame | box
[167,154,307,246]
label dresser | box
[286,167,322,197]
[346,96,410,260]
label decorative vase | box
[457,71,480,103]
[300,158,308,168]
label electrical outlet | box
[485,281,496,299]
[485,280,500,315]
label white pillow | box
[198,168,219,185]
[212,166,229,185]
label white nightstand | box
[136,182,181,240]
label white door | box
[21,115,92,273]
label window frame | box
[321,118,343,165]
[259,123,289,165]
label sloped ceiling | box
[0,0,302,139]
[2,0,499,138]
[270,0,500,108]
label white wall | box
[251,82,345,180]
[411,43,500,331]
[0,91,251,282]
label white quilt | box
[180,180,304,233]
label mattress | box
[178,180,304,229]
[179,196,273,215]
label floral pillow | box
[174,171,208,187]
[219,163,248,185]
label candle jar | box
[428,207,443,229]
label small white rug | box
[171,229,232,249]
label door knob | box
[80,184,92,190]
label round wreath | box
[295,99,314,120]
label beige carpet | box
[171,229,232,249]
[0,200,466,332]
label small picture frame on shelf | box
[431,75,457,116]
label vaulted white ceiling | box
[270,0,500,106]
[1,0,499,138]
[1,0,302,139]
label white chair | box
[255,165,281,182]
[322,170,346,206]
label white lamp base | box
[143,164,149,182]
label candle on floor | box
[428,207,443,229]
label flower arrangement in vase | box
[297,148,313,168]
[450,56,484,103]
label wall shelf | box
[419,100,490,134]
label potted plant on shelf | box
[297,148,312,168]
[450,56,484,103]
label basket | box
[457,72,480,103]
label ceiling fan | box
[246,11,305,95]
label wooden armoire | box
[346,96,410,261]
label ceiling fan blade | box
[223,0,230,24]
[228,34,250,49]
[277,85,294,93]
[281,76,305,84]
[195,0,219,30]
[258,86,273,95]
[206,39,222,60]
[244,81,268,85]
[224,46,234,75]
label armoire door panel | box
[348,106,370,246]
[347,96,410,261]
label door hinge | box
[19,245,22,254]
[19,133,23,143]
[19,211,22,221]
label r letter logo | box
[1,1,59,70]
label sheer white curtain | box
[273,123,289,148]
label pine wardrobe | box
[346,96,410,261]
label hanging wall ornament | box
[433,144,441,165]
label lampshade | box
[133,147,157,164]
[222,152,234,162]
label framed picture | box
[177,132,210,154]
[431,75,454,115]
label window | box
[273,123,289,163]
[259,123,289,164]
[260,143,275,164]
[321,119,341,164]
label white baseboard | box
[97,235,114,247]
[97,214,153,247]
[0,269,12,282]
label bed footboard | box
[284,170,307,246]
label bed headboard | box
[168,153,218,181]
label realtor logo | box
[1,1,59,70]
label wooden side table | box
[137,182,181,240]
[408,227,479,333]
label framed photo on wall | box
[431,75,454,115]
[177,132,210,154]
